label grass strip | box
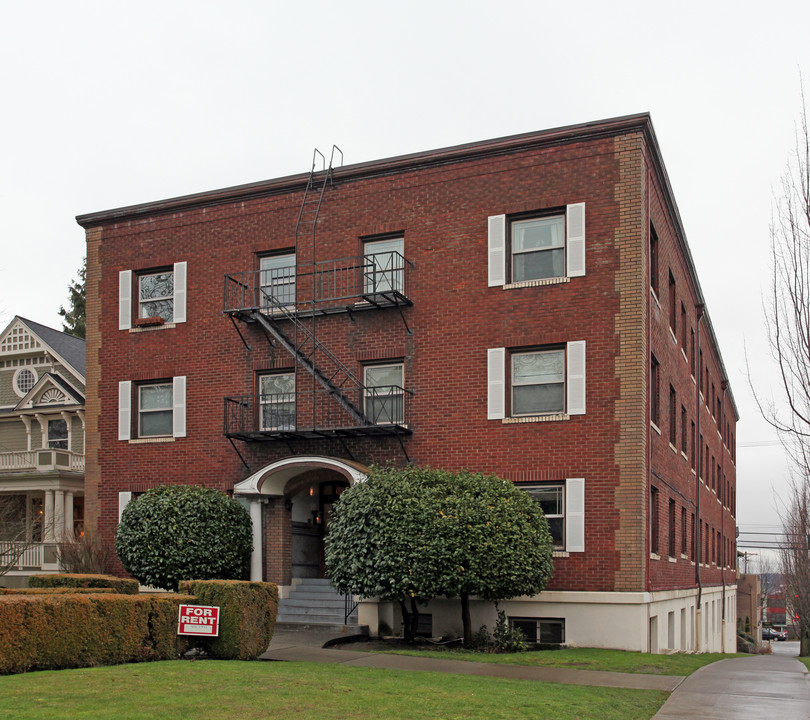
[370,645,747,676]
[0,659,667,720]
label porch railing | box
[0,541,60,571]
[0,450,85,473]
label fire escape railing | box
[224,385,411,440]
[223,251,412,316]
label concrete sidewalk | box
[261,629,683,691]
[652,654,810,719]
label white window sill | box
[129,323,177,334]
[502,413,569,424]
[669,327,677,344]
[669,442,678,454]
[650,553,660,561]
[552,550,569,558]
[668,556,677,563]
[128,437,176,444]
[681,553,689,561]
[503,276,570,290]
[650,421,661,435]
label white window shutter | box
[566,478,585,552]
[118,381,131,441]
[566,340,586,415]
[173,376,186,438]
[488,215,506,287]
[119,270,132,330]
[118,492,132,523]
[173,261,187,324]
[487,348,506,420]
[566,203,586,278]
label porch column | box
[64,492,74,537]
[249,498,263,581]
[54,490,65,541]
[43,490,55,542]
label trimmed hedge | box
[0,588,111,596]
[28,574,139,594]
[0,593,194,674]
[178,580,278,660]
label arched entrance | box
[233,456,367,586]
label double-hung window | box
[520,478,585,553]
[525,484,564,547]
[138,382,173,437]
[487,342,586,420]
[364,363,404,425]
[259,373,295,431]
[118,377,186,440]
[139,271,174,322]
[488,203,585,286]
[119,262,187,329]
[47,419,68,450]
[364,237,404,294]
[512,216,565,282]
[259,253,296,308]
[511,349,565,416]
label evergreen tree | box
[58,258,86,338]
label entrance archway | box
[233,456,367,585]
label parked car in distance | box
[762,627,788,641]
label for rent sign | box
[178,604,220,636]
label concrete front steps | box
[276,578,367,635]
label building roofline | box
[76,113,654,227]
[74,112,739,418]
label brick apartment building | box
[77,113,738,652]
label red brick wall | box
[84,127,736,596]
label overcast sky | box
[1,0,806,568]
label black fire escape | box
[223,147,413,450]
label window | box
[650,223,659,296]
[488,342,585,419]
[690,421,696,469]
[681,507,688,555]
[690,512,695,559]
[524,484,564,547]
[680,303,687,347]
[668,499,676,558]
[512,349,565,416]
[138,383,173,437]
[681,405,688,454]
[259,373,295,431]
[650,486,660,556]
[690,328,696,375]
[650,354,660,426]
[48,419,68,450]
[364,237,404,294]
[139,271,174,322]
[487,204,585,286]
[260,252,296,307]
[118,377,186,441]
[669,385,677,446]
[510,617,565,644]
[13,367,37,397]
[364,364,404,424]
[668,271,676,331]
[511,215,565,282]
[119,262,186,329]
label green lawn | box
[372,645,747,676]
[799,657,810,672]
[0,660,667,720]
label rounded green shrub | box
[116,485,252,591]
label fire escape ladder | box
[251,310,367,426]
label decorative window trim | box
[13,367,38,398]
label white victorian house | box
[0,317,85,587]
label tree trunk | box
[399,599,419,644]
[461,592,472,647]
